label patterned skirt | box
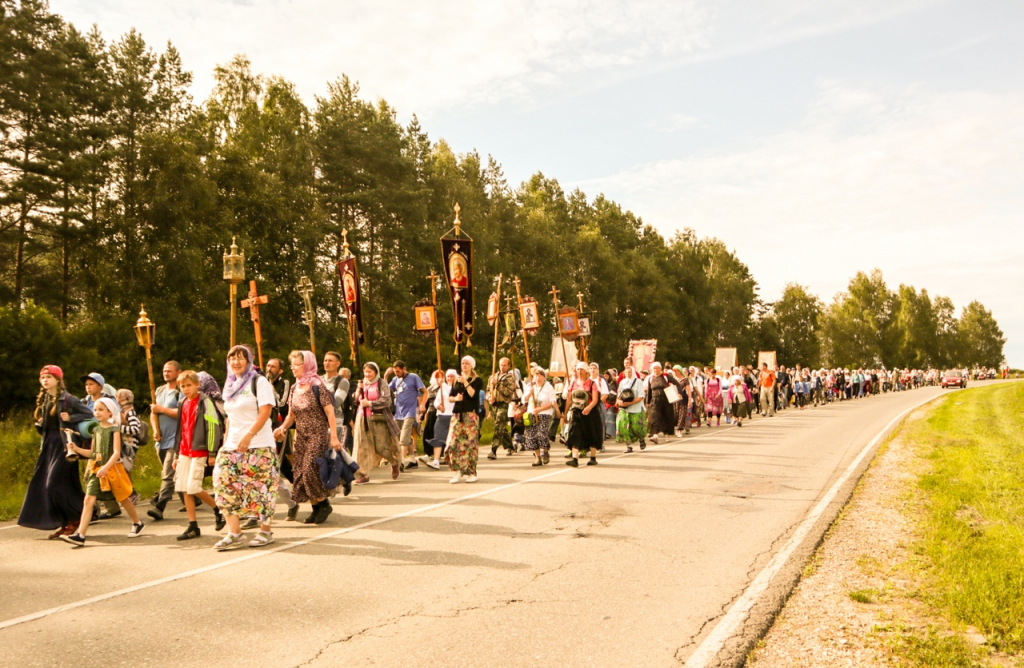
[446,412,480,475]
[524,414,552,451]
[616,410,647,444]
[214,448,279,523]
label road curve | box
[0,385,950,667]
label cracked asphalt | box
[0,386,943,667]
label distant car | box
[942,371,966,388]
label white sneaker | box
[464,475,478,483]
[450,473,463,484]
[417,455,430,464]
[650,433,660,444]
[426,459,441,470]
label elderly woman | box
[273,351,345,525]
[564,361,603,467]
[19,366,92,538]
[523,367,556,466]
[353,362,402,484]
[616,360,647,453]
[645,362,675,443]
[448,356,484,483]
[213,345,279,551]
[670,365,694,436]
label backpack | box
[136,418,151,447]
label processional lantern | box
[222,237,246,347]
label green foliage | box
[0,2,1006,416]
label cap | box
[40,365,64,380]
[80,372,105,386]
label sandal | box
[248,531,275,548]
[213,533,246,551]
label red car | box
[942,371,966,388]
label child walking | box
[173,370,226,540]
[62,398,144,546]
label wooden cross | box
[240,279,269,368]
[297,275,316,355]
[548,285,561,309]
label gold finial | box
[453,203,462,237]
[341,228,350,257]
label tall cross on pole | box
[550,285,571,378]
[297,275,316,355]
[240,279,269,369]
[577,291,588,363]
[426,269,443,380]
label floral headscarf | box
[295,351,322,387]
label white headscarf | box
[94,397,122,426]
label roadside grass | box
[0,413,164,522]
[894,381,1024,661]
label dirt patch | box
[747,411,983,667]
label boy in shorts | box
[173,371,225,540]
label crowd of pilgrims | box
[19,347,940,549]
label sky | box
[50,0,1024,365]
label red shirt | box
[178,396,207,457]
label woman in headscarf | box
[272,351,344,525]
[522,367,556,466]
[213,345,279,551]
[671,365,693,436]
[447,356,484,483]
[616,359,647,453]
[645,362,675,443]
[564,361,603,467]
[19,366,92,538]
[705,368,724,426]
[352,362,402,484]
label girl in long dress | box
[18,365,92,538]
[352,362,402,484]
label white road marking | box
[0,525,20,531]
[0,400,837,633]
[683,391,946,667]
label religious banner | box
[558,306,580,342]
[441,221,474,348]
[758,350,777,369]
[337,256,365,346]
[715,347,738,371]
[578,317,591,338]
[628,339,658,373]
[413,298,437,333]
[548,334,579,378]
[486,292,500,326]
[519,297,540,333]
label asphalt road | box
[0,385,949,668]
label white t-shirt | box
[617,376,645,413]
[223,375,277,451]
[434,382,455,417]
[529,382,556,416]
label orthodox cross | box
[240,279,269,368]
[297,275,316,355]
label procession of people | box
[19,342,944,550]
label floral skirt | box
[524,414,552,451]
[616,410,648,444]
[446,412,479,475]
[214,448,279,523]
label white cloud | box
[574,81,1024,363]
[52,0,935,115]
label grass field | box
[894,381,1024,664]
[0,413,495,522]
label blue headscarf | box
[223,345,257,402]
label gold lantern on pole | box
[134,304,160,441]
[222,237,246,348]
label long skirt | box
[732,400,749,420]
[674,400,692,431]
[524,414,553,451]
[214,448,279,523]
[447,412,480,475]
[616,410,647,444]
[647,396,675,435]
[566,407,602,451]
[427,414,451,458]
[355,416,401,473]
[18,429,85,530]
[292,429,333,504]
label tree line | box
[0,1,1006,414]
